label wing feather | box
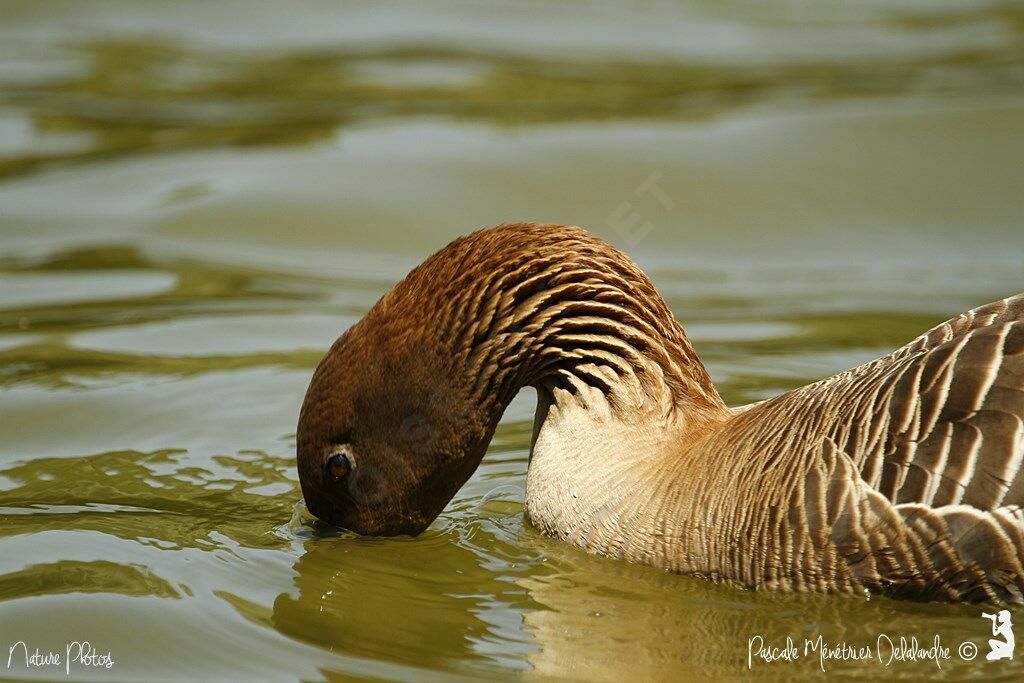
[818,295,1024,510]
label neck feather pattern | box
[385,223,726,427]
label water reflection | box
[0,449,298,550]
[516,529,1015,681]
[274,534,526,674]
[0,245,359,387]
[2,0,1023,179]
[0,560,180,602]
[269,507,1018,681]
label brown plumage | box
[297,222,1024,603]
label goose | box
[297,222,1024,603]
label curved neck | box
[389,224,727,433]
[383,224,732,554]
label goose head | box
[296,303,498,536]
[296,222,724,536]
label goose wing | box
[700,295,1024,601]
[796,294,1024,602]
[811,294,1024,510]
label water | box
[1,1,1023,680]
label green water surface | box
[1,1,1024,681]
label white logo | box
[982,610,1014,661]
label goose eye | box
[326,452,351,481]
